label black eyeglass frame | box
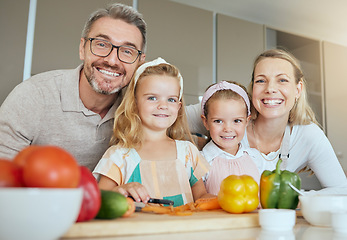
[87,37,142,64]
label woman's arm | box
[292,124,347,189]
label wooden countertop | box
[62,209,260,239]
[62,217,321,240]
[65,214,342,240]
[63,210,346,240]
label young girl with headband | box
[200,81,260,195]
[93,57,212,206]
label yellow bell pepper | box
[218,175,259,214]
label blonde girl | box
[201,81,260,195]
[93,57,212,206]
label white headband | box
[201,81,251,116]
[133,57,184,100]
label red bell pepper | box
[76,166,101,222]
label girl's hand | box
[114,182,151,203]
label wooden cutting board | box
[62,210,259,238]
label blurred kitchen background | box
[1,0,347,189]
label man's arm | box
[0,82,41,159]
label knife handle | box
[148,198,174,206]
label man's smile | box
[97,67,121,77]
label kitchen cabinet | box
[323,41,347,169]
[139,0,213,105]
[217,14,264,88]
[31,0,132,76]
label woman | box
[241,49,347,193]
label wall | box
[0,0,29,105]
[217,14,263,87]
[32,0,132,76]
[0,0,131,106]
[323,42,347,169]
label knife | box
[130,197,174,212]
[129,196,174,206]
[148,198,174,205]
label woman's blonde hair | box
[249,49,318,126]
[110,63,193,149]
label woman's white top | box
[240,123,347,190]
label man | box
[0,3,146,171]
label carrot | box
[173,202,196,212]
[141,205,174,214]
[122,197,136,217]
[170,211,193,216]
[140,197,221,215]
[195,197,221,210]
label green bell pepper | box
[260,158,301,209]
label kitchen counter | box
[61,211,346,240]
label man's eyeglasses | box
[87,38,142,64]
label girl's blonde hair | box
[203,80,249,118]
[110,63,193,148]
[249,49,318,126]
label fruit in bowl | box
[0,145,102,239]
[299,194,347,227]
[0,187,83,240]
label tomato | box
[22,146,80,188]
[13,145,41,167]
[76,166,101,222]
[0,159,24,187]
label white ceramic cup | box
[259,209,296,232]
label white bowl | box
[0,187,82,240]
[259,209,296,232]
[331,211,347,234]
[299,194,347,227]
[301,226,334,240]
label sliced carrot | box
[170,211,193,216]
[140,197,221,216]
[195,197,221,210]
[141,205,173,214]
[173,202,193,212]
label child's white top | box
[201,140,260,195]
[93,140,210,206]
